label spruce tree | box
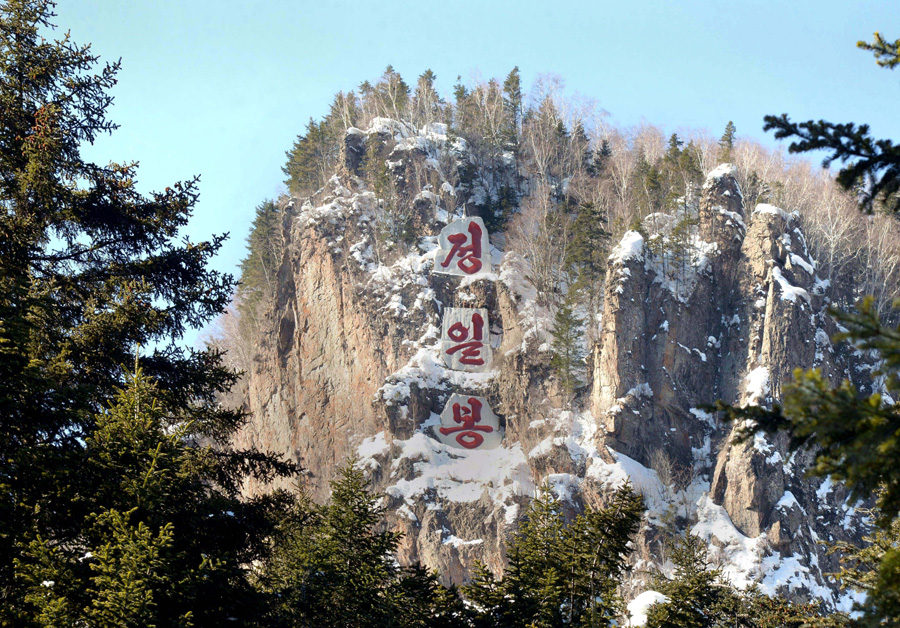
[464,484,643,627]
[646,534,727,628]
[718,121,736,162]
[565,201,611,290]
[0,2,295,621]
[764,33,900,212]
[413,69,443,126]
[259,461,460,628]
[14,370,288,626]
[501,66,522,150]
[550,298,585,395]
[238,199,282,334]
[283,117,340,195]
[644,535,822,628]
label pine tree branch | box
[763,114,900,213]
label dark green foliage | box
[764,34,900,212]
[258,461,464,628]
[646,534,729,627]
[662,134,702,207]
[0,2,296,622]
[283,117,341,195]
[502,67,522,150]
[363,134,415,248]
[464,484,644,627]
[550,298,585,394]
[238,200,282,331]
[482,184,518,233]
[329,90,360,129]
[14,370,292,626]
[826,507,900,627]
[635,156,666,216]
[719,121,736,162]
[374,65,410,120]
[645,535,820,628]
[413,69,445,126]
[566,202,611,284]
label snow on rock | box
[587,449,668,515]
[380,431,533,508]
[754,203,793,222]
[692,495,769,588]
[744,366,770,405]
[759,552,835,601]
[771,267,810,305]
[367,117,414,140]
[789,252,815,275]
[610,231,645,266]
[627,591,670,627]
[442,534,484,548]
[705,163,738,184]
[499,250,554,354]
[357,431,390,469]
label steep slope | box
[232,120,870,609]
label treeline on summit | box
[236,66,900,362]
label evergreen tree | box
[238,200,282,334]
[258,461,461,628]
[464,484,643,627]
[502,66,523,193]
[328,90,360,130]
[0,2,295,621]
[826,504,900,627]
[646,534,729,628]
[14,370,290,626]
[363,133,414,249]
[374,65,410,121]
[550,298,585,395]
[634,156,665,216]
[283,117,340,195]
[719,121,736,163]
[679,141,703,192]
[413,69,443,126]
[764,33,900,212]
[565,201,612,290]
[482,184,517,233]
[644,535,822,628]
[501,66,522,149]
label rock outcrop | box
[232,122,870,608]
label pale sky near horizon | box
[50,0,898,346]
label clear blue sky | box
[52,0,897,346]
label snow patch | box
[609,231,645,265]
[744,367,770,405]
[628,591,670,627]
[771,267,810,305]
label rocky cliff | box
[232,120,870,610]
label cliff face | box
[232,121,870,607]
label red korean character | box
[446,312,485,366]
[440,220,483,274]
[439,397,494,449]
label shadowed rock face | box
[232,125,870,606]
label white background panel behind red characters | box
[434,393,502,450]
[433,216,491,277]
[441,307,492,373]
